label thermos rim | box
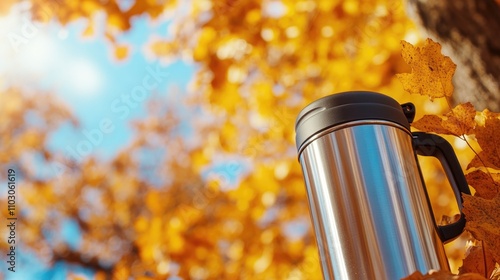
[297,120,412,156]
[295,91,412,155]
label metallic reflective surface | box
[299,122,449,280]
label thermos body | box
[299,121,447,279]
[295,91,470,280]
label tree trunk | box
[405,0,500,111]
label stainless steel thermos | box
[295,91,471,280]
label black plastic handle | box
[412,132,471,242]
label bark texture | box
[406,0,500,111]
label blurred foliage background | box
[0,0,486,279]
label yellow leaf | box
[191,148,210,170]
[2,91,23,115]
[82,22,94,37]
[396,38,456,99]
[412,103,476,136]
[228,239,244,260]
[219,121,238,151]
[134,216,149,233]
[149,40,178,57]
[81,0,100,15]
[442,102,476,135]
[473,116,500,168]
[245,9,261,24]
[252,247,273,273]
[166,232,185,254]
[21,129,43,149]
[145,191,164,215]
[114,44,130,61]
[412,114,452,134]
[208,83,242,113]
[107,13,129,31]
[193,27,217,61]
[463,193,500,263]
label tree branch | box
[52,247,113,276]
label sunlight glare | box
[65,58,103,97]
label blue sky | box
[1,5,196,279]
[1,4,196,158]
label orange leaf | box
[459,245,496,278]
[465,169,500,199]
[402,270,486,280]
[412,115,454,134]
[442,102,476,135]
[396,38,456,99]
[467,152,498,170]
[474,117,500,169]
[463,193,500,263]
[412,103,476,136]
[107,12,130,31]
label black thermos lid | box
[295,91,412,153]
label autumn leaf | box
[82,21,95,37]
[490,268,500,279]
[472,117,500,169]
[396,38,457,99]
[465,169,500,199]
[402,270,486,280]
[474,110,500,126]
[107,12,130,32]
[467,152,497,170]
[411,115,453,134]
[443,103,476,135]
[459,245,496,278]
[463,193,500,263]
[113,44,130,61]
[412,102,476,136]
